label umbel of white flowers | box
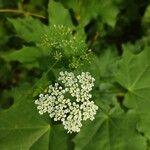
[35,71,98,133]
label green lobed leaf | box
[1,46,50,69]
[59,0,119,27]
[0,89,51,150]
[115,47,150,140]
[73,106,146,150]
[48,0,73,27]
[0,70,73,150]
[2,46,46,63]
[8,17,46,43]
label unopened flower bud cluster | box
[41,25,85,52]
[35,71,98,133]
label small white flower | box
[35,71,98,133]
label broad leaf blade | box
[48,0,73,27]
[8,17,46,43]
[59,0,119,26]
[115,47,150,139]
[73,107,146,150]
[0,91,50,150]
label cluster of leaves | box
[0,0,150,149]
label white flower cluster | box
[35,71,98,133]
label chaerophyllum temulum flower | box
[35,71,98,133]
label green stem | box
[0,8,47,19]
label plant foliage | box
[0,0,150,149]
